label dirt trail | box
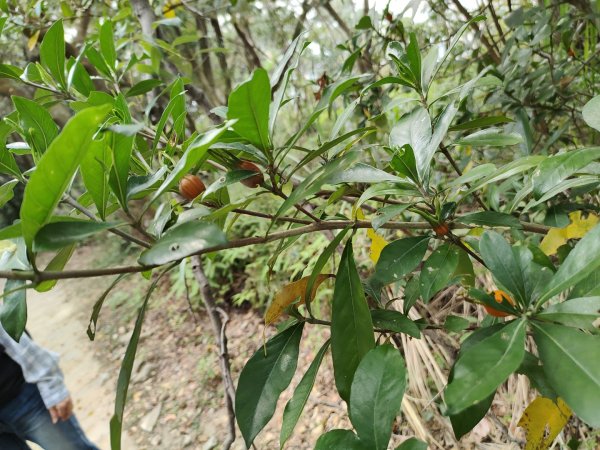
[25,248,136,450]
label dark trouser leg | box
[0,433,32,450]
[0,384,99,450]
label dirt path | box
[25,248,136,450]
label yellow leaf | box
[539,227,568,256]
[354,208,388,263]
[264,274,332,325]
[565,210,599,239]
[28,30,40,51]
[163,0,182,18]
[367,228,388,263]
[540,212,599,255]
[518,397,571,450]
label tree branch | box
[0,218,549,282]
[450,0,501,65]
[191,256,236,450]
[232,20,262,69]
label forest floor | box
[24,240,597,450]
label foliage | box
[0,1,599,449]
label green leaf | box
[85,46,112,79]
[99,20,116,69]
[272,151,359,223]
[0,279,27,341]
[109,131,134,210]
[0,63,23,80]
[12,96,59,157]
[395,437,428,450]
[532,147,600,199]
[34,220,118,252]
[0,179,17,208]
[389,144,419,183]
[125,79,163,97]
[280,340,330,449]
[291,127,375,177]
[126,167,167,201]
[39,20,66,88]
[370,309,421,338]
[355,183,415,213]
[527,177,599,210]
[110,267,171,450]
[454,248,475,286]
[228,68,271,151]
[569,271,600,299]
[516,352,557,399]
[138,221,227,266]
[449,163,496,187]
[448,324,503,438]
[406,33,421,88]
[81,135,112,219]
[149,124,230,205]
[87,274,128,340]
[355,15,373,30]
[168,78,186,139]
[445,319,526,415]
[19,104,112,249]
[536,297,600,331]
[331,241,375,402]
[426,15,485,93]
[450,394,494,439]
[68,59,93,96]
[454,128,522,147]
[390,102,457,185]
[0,147,21,178]
[322,162,404,185]
[480,231,527,306]
[532,321,600,427]
[35,244,75,292]
[349,344,406,450]
[202,169,262,198]
[390,107,430,179]
[444,315,471,332]
[285,74,368,153]
[460,156,545,197]
[582,95,600,132]
[456,211,522,228]
[420,243,460,302]
[372,204,411,231]
[449,115,513,131]
[371,236,430,286]
[151,88,185,151]
[236,323,304,447]
[314,430,366,450]
[304,227,350,315]
[537,223,600,305]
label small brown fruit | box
[238,160,263,188]
[433,222,450,237]
[178,174,205,200]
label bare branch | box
[232,20,262,69]
[450,0,501,65]
[191,256,236,450]
[0,218,550,282]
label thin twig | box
[191,256,236,450]
[439,145,488,211]
[62,195,152,248]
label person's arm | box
[0,326,70,411]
